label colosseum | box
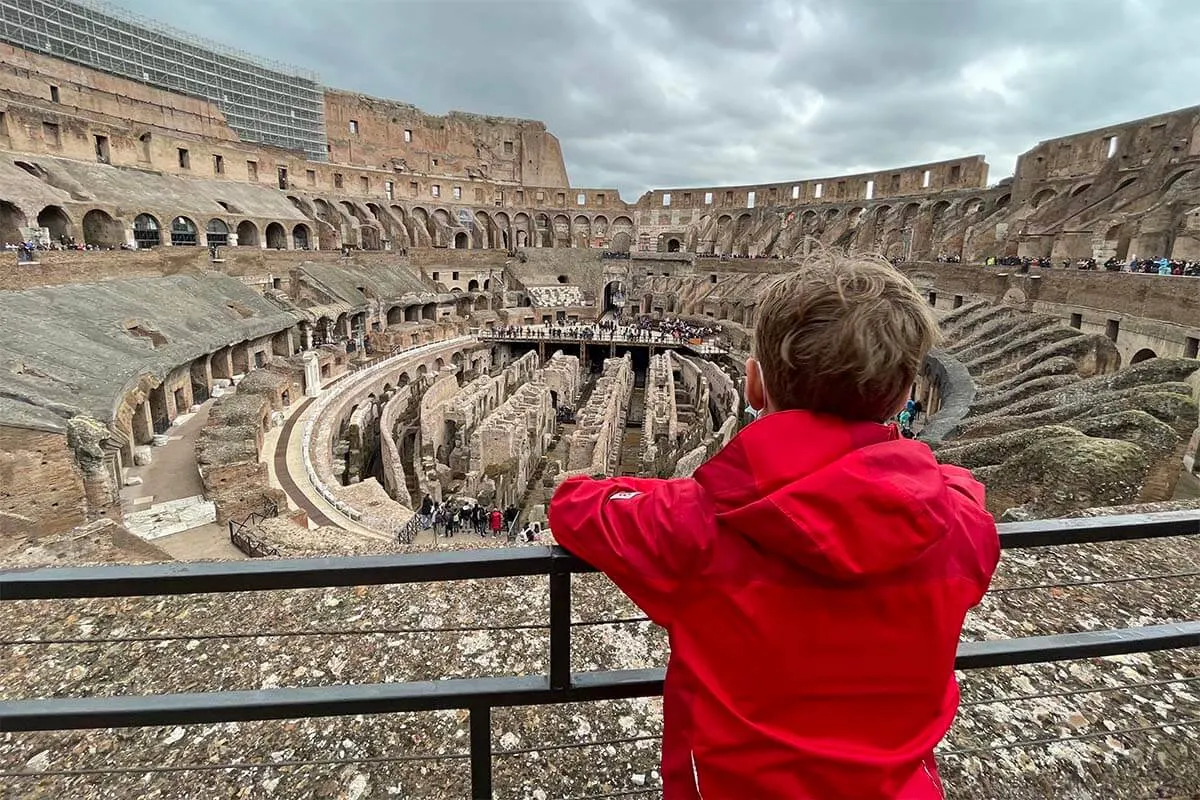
[0,2,1197,799]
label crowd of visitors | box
[7,238,131,262]
[486,318,721,345]
[982,254,1200,275]
[417,495,543,544]
[695,252,783,260]
[631,315,722,341]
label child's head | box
[746,251,940,422]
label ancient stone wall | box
[638,155,988,212]
[564,354,634,476]
[927,301,1200,518]
[377,382,425,508]
[903,263,1200,366]
[0,424,88,538]
[194,366,297,525]
[418,350,536,498]
[467,382,554,509]
[642,352,738,478]
[324,90,570,188]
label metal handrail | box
[2,509,1198,798]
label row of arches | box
[128,213,312,250]
[285,194,638,253]
[0,200,314,250]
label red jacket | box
[489,510,504,532]
[549,410,999,799]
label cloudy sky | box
[118,0,1197,201]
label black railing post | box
[549,556,572,691]
[469,704,493,800]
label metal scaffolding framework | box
[0,0,328,160]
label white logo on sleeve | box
[610,491,642,501]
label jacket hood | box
[693,410,959,580]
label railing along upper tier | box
[2,510,1198,798]
[479,326,730,356]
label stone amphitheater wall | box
[904,263,1200,365]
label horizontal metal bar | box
[956,621,1200,669]
[996,508,1200,549]
[0,669,665,733]
[0,547,594,601]
[2,510,1197,602]
[2,625,1195,734]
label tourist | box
[549,251,999,799]
[419,495,433,529]
[488,507,503,538]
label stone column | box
[132,400,154,445]
[303,352,322,397]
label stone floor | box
[122,495,217,541]
[152,522,244,561]
[119,400,214,510]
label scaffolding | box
[0,0,328,160]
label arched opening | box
[37,205,72,242]
[398,372,411,387]
[930,200,952,225]
[422,303,437,321]
[1031,189,1056,209]
[467,279,480,292]
[0,200,25,244]
[293,223,311,250]
[435,357,446,372]
[133,213,161,249]
[1070,183,1092,197]
[265,222,287,250]
[387,306,404,326]
[82,209,124,248]
[1105,223,1132,262]
[206,218,229,247]
[995,193,1012,209]
[666,238,681,253]
[405,305,420,323]
[610,232,631,253]
[602,280,626,314]
[454,231,469,249]
[1131,348,1158,364]
[1116,176,1138,192]
[237,220,260,247]
[516,229,529,247]
[1164,169,1194,192]
[170,216,198,246]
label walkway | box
[271,397,334,527]
[119,400,223,554]
[480,325,727,354]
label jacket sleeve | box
[940,464,1001,603]
[548,474,713,627]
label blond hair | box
[753,251,941,421]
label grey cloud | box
[117,0,1198,198]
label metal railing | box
[227,499,281,558]
[3,510,1199,798]
[480,327,729,355]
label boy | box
[549,252,999,799]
